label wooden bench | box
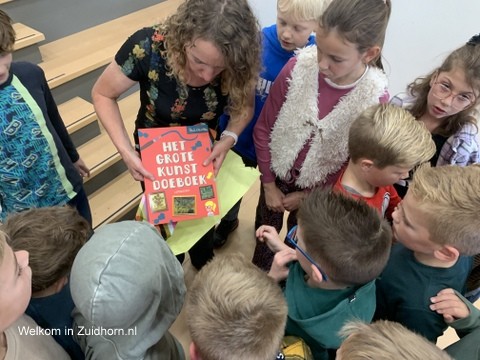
[77,92,139,181]
[38,0,182,89]
[0,0,13,4]
[13,23,45,51]
[58,97,97,134]
[89,171,142,228]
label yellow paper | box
[167,151,259,255]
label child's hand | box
[430,288,470,323]
[282,191,306,211]
[263,183,285,212]
[256,225,289,253]
[74,158,91,178]
[268,248,297,283]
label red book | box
[138,124,219,224]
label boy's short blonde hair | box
[338,320,453,360]
[0,10,15,54]
[409,164,480,255]
[1,206,91,292]
[298,189,392,286]
[277,0,331,22]
[349,104,436,168]
[186,254,287,360]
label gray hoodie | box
[70,221,186,360]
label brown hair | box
[0,9,15,54]
[297,189,392,286]
[339,320,453,360]
[320,0,391,69]
[349,104,436,168]
[186,254,287,360]
[409,164,480,255]
[162,0,261,117]
[407,35,480,137]
[1,206,91,292]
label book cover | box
[138,124,219,224]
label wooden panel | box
[13,23,45,50]
[77,92,139,181]
[58,97,97,133]
[38,0,183,88]
[89,171,142,229]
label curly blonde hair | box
[161,0,261,117]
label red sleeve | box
[253,58,296,184]
[386,185,401,220]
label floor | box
[169,179,460,359]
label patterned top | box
[0,62,81,220]
[115,26,228,145]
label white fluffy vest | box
[270,46,388,189]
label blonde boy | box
[2,206,90,359]
[375,164,480,342]
[334,103,435,219]
[0,231,70,359]
[336,320,453,360]
[185,254,287,360]
[257,189,392,359]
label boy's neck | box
[413,251,458,268]
[305,274,347,290]
[0,332,6,360]
[341,162,376,197]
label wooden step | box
[89,171,142,229]
[58,97,97,134]
[13,23,45,51]
[38,0,182,89]
[0,0,13,4]
[77,92,139,181]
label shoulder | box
[11,61,44,77]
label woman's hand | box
[203,135,235,175]
[121,148,155,182]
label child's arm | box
[256,225,290,253]
[41,69,90,177]
[430,288,470,323]
[269,248,297,283]
[431,288,480,334]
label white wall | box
[248,0,480,96]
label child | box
[70,221,186,360]
[336,320,453,360]
[213,0,330,248]
[252,0,391,271]
[334,103,435,220]
[257,189,392,359]
[185,254,288,360]
[0,230,70,359]
[431,288,480,360]
[374,164,480,342]
[0,10,91,224]
[2,206,90,359]
[392,33,480,197]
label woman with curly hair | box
[92,0,261,270]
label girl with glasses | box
[392,33,480,178]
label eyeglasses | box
[286,225,328,281]
[431,75,475,110]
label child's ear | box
[433,245,460,263]
[190,342,202,360]
[360,159,374,171]
[53,276,69,294]
[362,46,381,65]
[310,264,325,284]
